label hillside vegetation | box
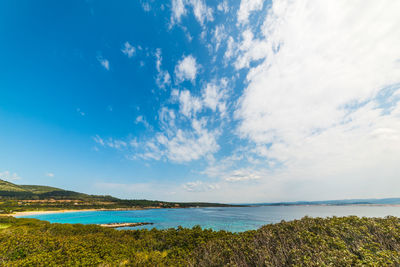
[0,180,65,194]
[0,180,28,192]
[0,179,110,200]
[0,179,233,214]
[0,216,399,266]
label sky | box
[1,0,400,203]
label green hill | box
[0,179,29,192]
[0,180,63,194]
[0,179,93,200]
[19,185,64,194]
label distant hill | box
[0,179,29,192]
[0,179,234,214]
[0,179,105,200]
[0,179,68,195]
[252,198,400,206]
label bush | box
[0,216,399,266]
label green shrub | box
[0,216,399,266]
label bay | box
[18,205,400,232]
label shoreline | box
[9,204,400,217]
[98,222,154,228]
[11,207,147,217]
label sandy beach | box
[11,208,146,217]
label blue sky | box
[1,0,400,203]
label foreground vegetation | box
[0,179,234,214]
[1,216,399,266]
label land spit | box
[98,222,154,228]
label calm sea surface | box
[18,205,400,232]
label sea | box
[17,205,400,232]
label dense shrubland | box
[1,216,399,266]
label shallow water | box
[18,205,400,232]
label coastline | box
[251,204,400,207]
[8,203,400,217]
[11,207,147,217]
[7,205,228,217]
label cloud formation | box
[171,0,187,24]
[236,0,400,148]
[237,0,264,24]
[155,49,171,89]
[227,0,400,200]
[175,55,199,83]
[170,0,213,26]
[0,171,21,181]
[94,135,127,150]
[121,42,135,58]
[183,180,220,192]
[92,0,400,202]
[97,56,110,70]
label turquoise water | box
[18,205,400,232]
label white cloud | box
[201,151,266,183]
[224,36,236,60]
[189,0,213,26]
[159,107,176,129]
[183,181,220,192]
[224,169,262,182]
[213,25,226,51]
[176,89,203,117]
[106,139,127,150]
[217,0,229,13]
[87,0,400,202]
[237,0,264,24]
[122,94,221,163]
[155,49,171,89]
[202,84,219,111]
[121,42,135,58]
[129,138,139,148]
[46,172,55,178]
[141,1,151,12]
[174,55,199,83]
[232,0,400,199]
[93,135,105,146]
[0,171,21,181]
[137,141,164,161]
[135,115,151,129]
[133,110,220,163]
[236,0,400,145]
[171,0,187,24]
[234,29,269,69]
[170,0,213,26]
[156,120,219,163]
[202,80,228,115]
[93,135,127,150]
[115,80,229,165]
[97,56,110,70]
[157,72,171,89]
[155,48,162,72]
